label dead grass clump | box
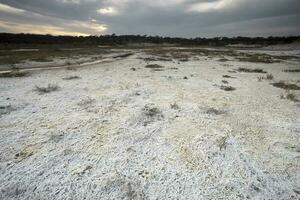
[222,75,236,78]
[266,74,274,80]
[142,104,163,126]
[62,75,81,80]
[206,108,226,115]
[220,85,236,91]
[258,74,274,81]
[15,149,33,160]
[35,84,60,94]
[170,102,180,110]
[280,90,299,102]
[0,69,29,78]
[0,105,16,116]
[271,81,300,90]
[238,67,267,73]
[222,80,229,84]
[145,64,164,69]
[283,69,300,73]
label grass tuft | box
[238,67,267,73]
[35,84,60,94]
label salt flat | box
[0,47,299,199]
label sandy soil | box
[0,48,299,199]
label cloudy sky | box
[0,0,299,37]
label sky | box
[0,0,299,37]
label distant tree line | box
[0,33,299,46]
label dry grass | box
[145,64,164,69]
[271,81,300,90]
[35,84,60,94]
[62,76,81,80]
[238,67,267,73]
[283,69,300,73]
[170,102,180,110]
[280,90,299,102]
[220,85,236,91]
[258,74,274,81]
[223,75,236,78]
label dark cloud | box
[0,0,299,37]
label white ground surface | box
[0,49,299,199]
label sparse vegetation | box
[15,149,33,160]
[220,85,236,91]
[258,74,274,81]
[222,80,228,84]
[283,69,300,73]
[170,102,180,110]
[266,74,274,80]
[62,75,81,80]
[223,75,236,78]
[35,84,60,94]
[142,104,163,126]
[238,67,267,73]
[145,64,164,69]
[206,108,226,115]
[271,81,300,90]
[280,90,299,102]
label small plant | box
[221,80,228,84]
[257,76,264,82]
[220,85,236,91]
[281,90,299,102]
[62,75,81,80]
[35,84,60,94]
[142,104,163,126]
[266,74,274,80]
[170,102,180,110]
